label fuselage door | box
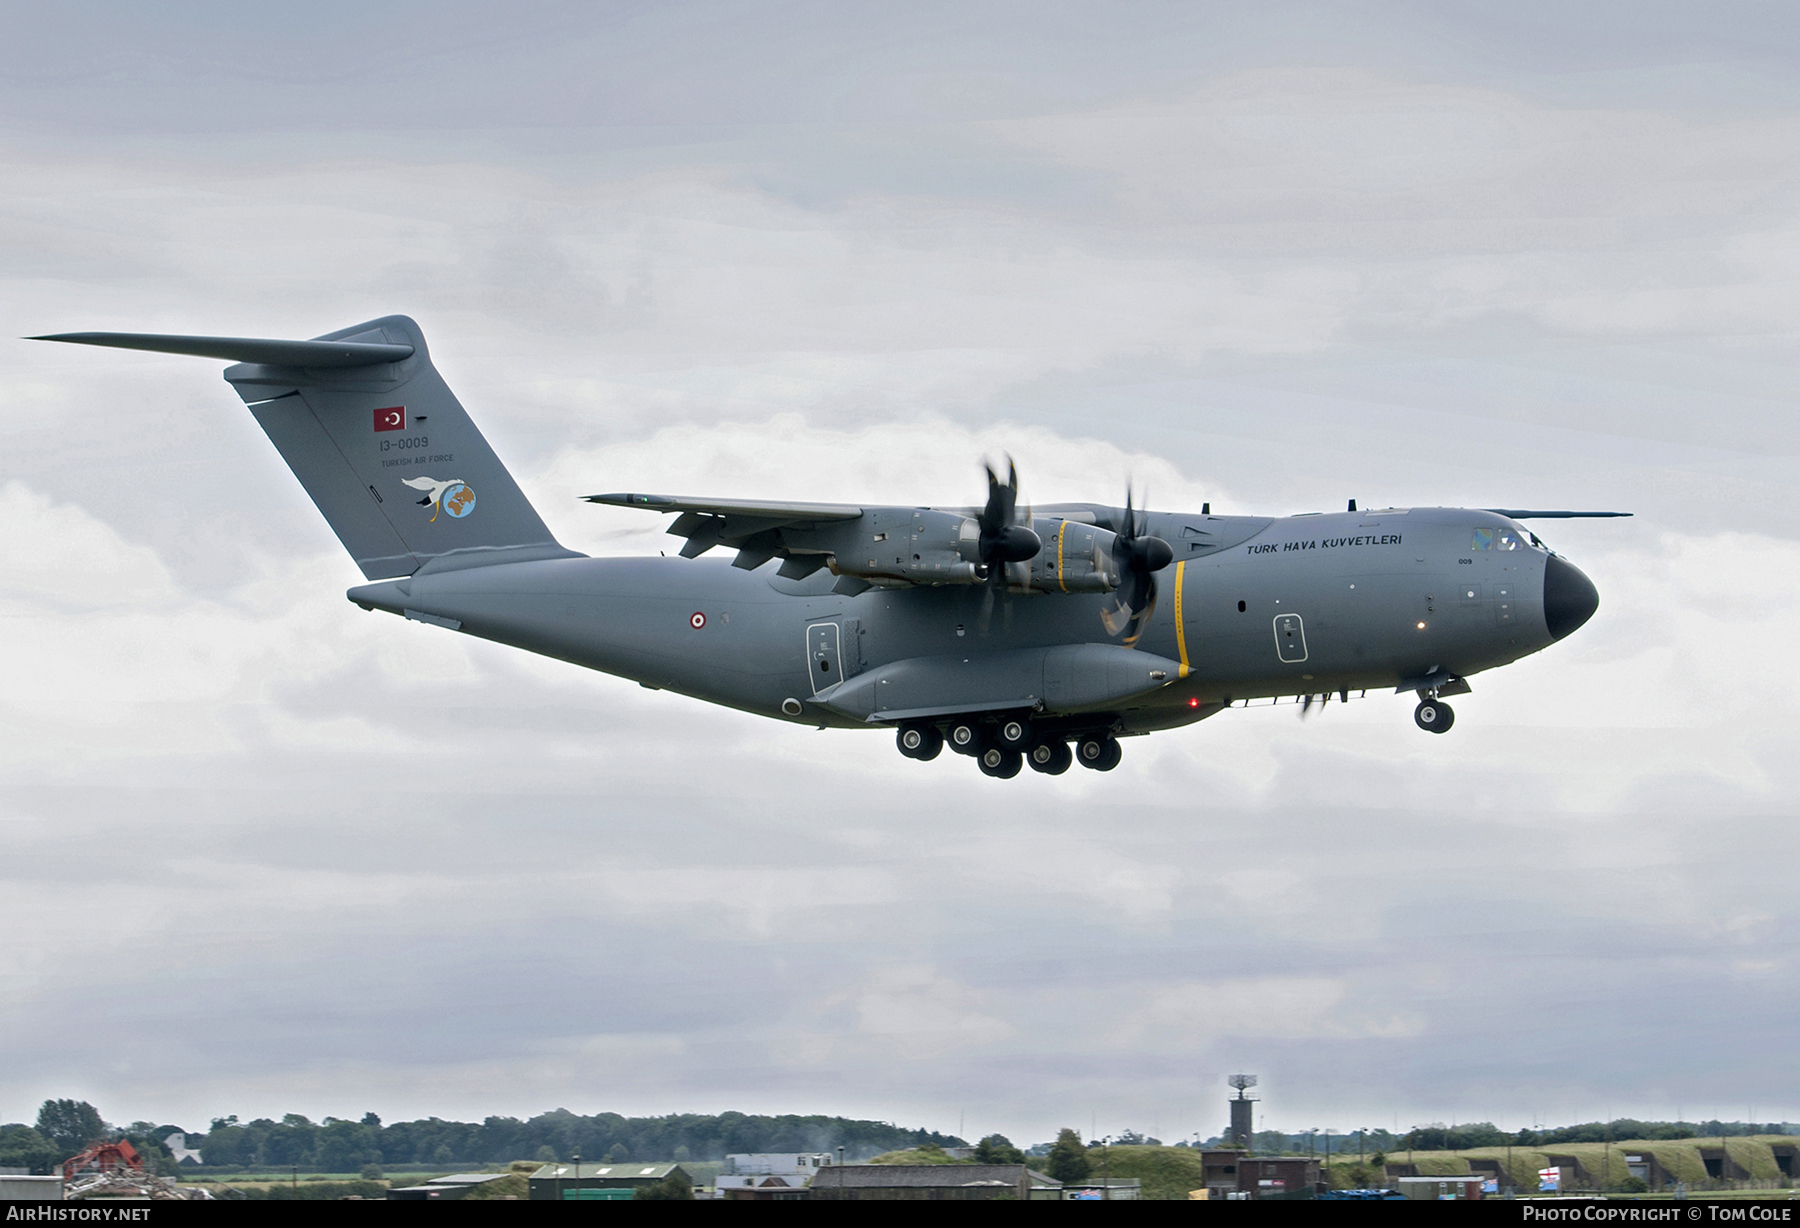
[808,621,843,695]
[1273,613,1308,663]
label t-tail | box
[32,316,580,579]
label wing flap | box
[588,492,865,561]
[585,492,862,520]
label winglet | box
[28,331,414,368]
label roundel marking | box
[690,612,706,629]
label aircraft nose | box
[1543,554,1599,641]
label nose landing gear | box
[1414,700,1454,734]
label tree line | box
[1398,1119,1792,1151]
[0,1100,964,1173]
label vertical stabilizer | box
[38,316,580,579]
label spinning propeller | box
[976,459,1042,629]
[1100,490,1174,646]
[978,460,1042,581]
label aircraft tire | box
[996,717,1034,751]
[1414,700,1455,734]
[1076,736,1121,771]
[947,719,984,756]
[1027,739,1072,775]
[978,747,1023,779]
[897,724,943,761]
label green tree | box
[973,1134,1025,1164]
[1045,1129,1090,1183]
[35,1100,106,1159]
[0,1126,60,1174]
[633,1169,695,1200]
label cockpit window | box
[1472,526,1544,552]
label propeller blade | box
[1100,486,1173,645]
[975,457,1041,616]
[1122,582,1156,647]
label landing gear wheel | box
[996,717,1034,751]
[896,723,943,761]
[947,720,983,756]
[1076,736,1123,771]
[1413,700,1454,734]
[1026,739,1072,775]
[978,747,1023,779]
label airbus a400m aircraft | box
[38,316,1619,778]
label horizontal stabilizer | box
[30,331,414,368]
[1483,509,1632,519]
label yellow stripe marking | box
[1173,559,1190,678]
[1056,520,1068,592]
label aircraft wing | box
[1482,510,1632,519]
[583,492,864,562]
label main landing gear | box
[1074,735,1123,771]
[896,723,943,760]
[1413,699,1454,734]
[896,718,1118,775]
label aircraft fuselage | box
[347,504,1591,737]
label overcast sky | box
[4,2,1800,1147]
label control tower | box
[1227,1074,1257,1151]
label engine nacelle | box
[819,511,1119,594]
[826,509,984,586]
[1022,519,1117,593]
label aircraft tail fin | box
[34,316,580,579]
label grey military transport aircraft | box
[36,316,1619,778]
